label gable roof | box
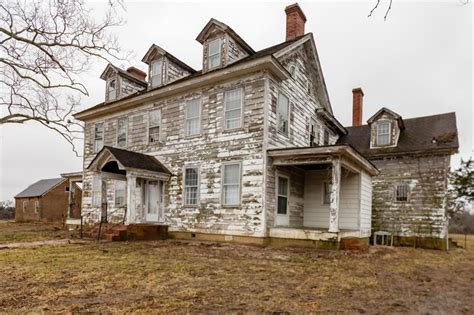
[87,146,172,175]
[141,44,197,73]
[337,112,459,158]
[100,64,148,87]
[15,178,66,198]
[367,107,405,129]
[196,18,255,54]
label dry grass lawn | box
[0,221,66,243]
[0,222,473,313]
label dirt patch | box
[0,239,472,313]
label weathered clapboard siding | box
[303,169,331,228]
[360,171,372,234]
[371,154,450,238]
[226,35,249,65]
[120,76,145,99]
[82,72,267,236]
[339,171,360,230]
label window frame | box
[185,98,202,137]
[224,88,244,130]
[116,117,128,148]
[208,38,221,69]
[322,181,332,205]
[376,121,391,146]
[394,183,409,202]
[148,108,162,144]
[323,129,330,145]
[93,122,104,153]
[277,92,290,136]
[276,175,290,216]
[150,59,163,87]
[310,117,317,147]
[221,162,242,207]
[183,166,200,206]
[114,180,126,207]
[22,200,28,213]
[34,200,39,214]
[107,78,117,100]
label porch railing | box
[96,205,127,241]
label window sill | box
[222,127,245,134]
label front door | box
[146,180,164,222]
[275,175,289,226]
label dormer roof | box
[196,18,255,54]
[99,63,148,87]
[367,107,405,130]
[141,44,197,74]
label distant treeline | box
[0,201,14,220]
[450,211,474,234]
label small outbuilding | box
[14,178,82,222]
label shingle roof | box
[15,178,66,198]
[337,112,459,157]
[88,146,172,174]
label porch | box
[267,144,379,244]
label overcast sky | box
[0,0,472,201]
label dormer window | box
[108,79,116,100]
[151,60,162,87]
[208,38,221,69]
[376,121,391,146]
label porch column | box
[125,174,136,224]
[329,158,341,233]
[67,178,73,219]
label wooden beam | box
[329,159,341,233]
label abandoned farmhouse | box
[72,3,458,249]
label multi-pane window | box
[185,99,201,136]
[148,109,161,143]
[108,79,116,100]
[208,38,221,69]
[151,60,162,87]
[395,183,409,202]
[223,163,241,205]
[34,201,39,213]
[323,182,331,205]
[117,117,128,147]
[184,167,199,205]
[277,176,289,215]
[22,201,27,212]
[92,176,102,207]
[376,121,390,146]
[94,122,104,153]
[310,118,317,146]
[323,129,330,145]
[277,93,289,135]
[115,180,126,206]
[224,89,243,129]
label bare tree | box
[0,0,126,156]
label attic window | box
[108,79,116,100]
[376,121,391,146]
[208,38,221,69]
[151,60,162,87]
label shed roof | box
[337,112,459,158]
[15,178,66,198]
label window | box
[117,117,128,147]
[151,60,162,87]
[184,167,199,205]
[34,200,39,214]
[277,176,289,215]
[323,182,331,205]
[277,93,289,135]
[92,176,102,207]
[310,118,317,147]
[115,181,126,206]
[22,201,27,212]
[395,183,409,202]
[185,99,201,136]
[148,109,161,143]
[223,163,241,205]
[108,79,116,100]
[224,88,243,129]
[208,38,221,69]
[323,129,330,145]
[94,122,104,153]
[376,121,391,146]
[65,186,70,192]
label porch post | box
[329,158,341,233]
[125,174,136,224]
[67,178,73,219]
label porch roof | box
[267,144,379,176]
[87,146,172,175]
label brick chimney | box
[126,67,147,81]
[352,88,364,126]
[285,3,306,41]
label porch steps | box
[103,224,168,242]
